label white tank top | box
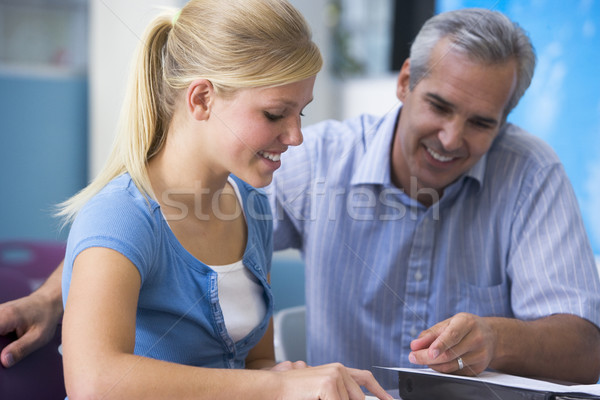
[164,177,265,342]
[207,177,266,342]
[209,260,266,342]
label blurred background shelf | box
[0,0,88,241]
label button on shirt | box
[266,106,600,389]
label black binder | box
[397,369,600,400]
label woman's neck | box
[147,134,232,222]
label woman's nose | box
[281,119,304,147]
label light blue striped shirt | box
[266,105,600,389]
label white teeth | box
[426,147,454,162]
[258,151,281,162]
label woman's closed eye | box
[264,111,306,121]
[264,111,283,121]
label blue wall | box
[0,73,88,241]
[437,0,600,254]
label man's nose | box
[438,118,464,152]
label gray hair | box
[409,8,536,118]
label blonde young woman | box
[57,1,391,399]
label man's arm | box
[409,312,600,384]
[408,155,600,384]
[0,261,64,368]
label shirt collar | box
[350,105,401,186]
[463,152,487,191]
[460,124,510,191]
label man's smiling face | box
[391,38,518,205]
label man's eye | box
[470,120,494,130]
[264,112,283,121]
[429,101,448,113]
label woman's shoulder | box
[94,174,157,204]
[86,174,158,211]
[66,174,162,286]
[73,174,161,237]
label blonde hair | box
[58,0,322,225]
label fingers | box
[347,368,394,400]
[408,313,495,376]
[0,326,47,368]
[426,351,488,376]
[271,360,308,371]
[277,363,392,400]
[322,363,362,400]
[336,369,352,400]
[409,322,446,351]
[429,318,468,358]
[409,324,470,367]
[0,301,22,368]
[0,301,20,336]
[0,296,58,368]
[409,314,471,361]
[0,347,15,368]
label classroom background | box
[1,0,599,263]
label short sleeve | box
[66,184,159,284]
[508,163,600,327]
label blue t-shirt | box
[62,173,273,369]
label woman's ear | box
[186,79,214,121]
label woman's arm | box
[245,318,277,370]
[245,272,277,371]
[63,247,392,400]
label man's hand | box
[408,312,496,376]
[408,313,600,383]
[0,293,60,367]
[0,262,64,368]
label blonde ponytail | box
[57,12,173,225]
[57,0,322,226]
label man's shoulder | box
[489,123,561,169]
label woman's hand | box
[273,362,393,400]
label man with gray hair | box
[1,7,599,392]
[270,7,600,388]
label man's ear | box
[396,59,411,102]
[186,79,214,121]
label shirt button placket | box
[402,213,433,360]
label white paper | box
[378,367,600,396]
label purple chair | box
[0,240,67,400]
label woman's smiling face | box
[207,76,315,188]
